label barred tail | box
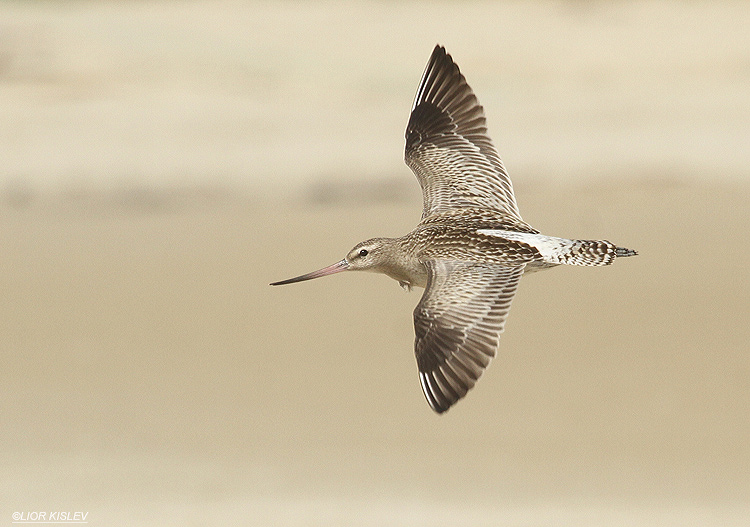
[562,239,638,266]
[474,230,637,267]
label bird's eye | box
[359,249,369,257]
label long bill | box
[270,259,349,286]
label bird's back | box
[404,208,543,266]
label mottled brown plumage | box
[272,45,637,413]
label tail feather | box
[563,239,637,266]
[475,230,637,267]
[616,246,638,258]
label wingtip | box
[428,43,452,68]
[425,395,452,415]
[432,404,451,415]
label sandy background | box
[1,1,749,526]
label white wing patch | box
[477,229,573,262]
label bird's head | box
[345,238,396,272]
[270,238,396,286]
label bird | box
[271,45,637,414]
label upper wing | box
[413,260,524,413]
[405,45,522,221]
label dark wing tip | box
[418,352,490,414]
[414,309,494,415]
[409,44,462,113]
[419,372,456,414]
[429,44,448,64]
[405,45,486,154]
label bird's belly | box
[384,266,428,290]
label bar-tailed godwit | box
[272,45,637,413]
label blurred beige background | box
[2,1,748,526]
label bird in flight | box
[272,45,637,413]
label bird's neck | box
[377,237,428,289]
